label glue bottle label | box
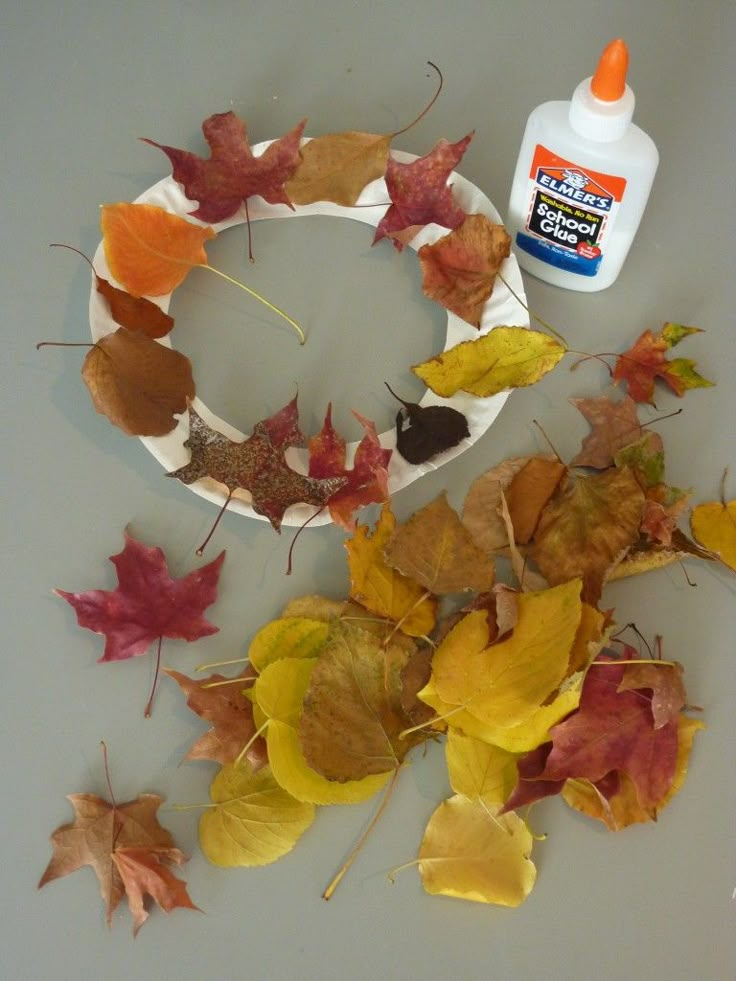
[515,145,627,277]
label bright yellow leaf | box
[419,795,536,906]
[690,498,736,571]
[412,326,565,398]
[253,658,389,805]
[445,731,518,804]
[199,761,314,867]
[247,617,329,673]
[345,504,437,637]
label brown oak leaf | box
[143,112,306,223]
[417,214,511,328]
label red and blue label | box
[516,145,627,276]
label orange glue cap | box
[591,38,629,101]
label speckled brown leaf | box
[385,493,494,594]
[569,395,643,469]
[82,329,194,436]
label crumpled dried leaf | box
[384,492,494,594]
[101,202,215,297]
[39,789,197,935]
[299,621,429,781]
[418,795,536,906]
[569,395,643,469]
[164,665,266,768]
[613,322,713,405]
[345,504,437,637]
[386,384,469,465]
[199,761,315,867]
[412,326,565,398]
[143,112,306,222]
[81,328,195,436]
[374,134,473,249]
[417,215,511,328]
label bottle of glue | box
[506,39,659,291]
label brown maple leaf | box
[373,133,473,250]
[143,112,306,223]
[168,404,347,532]
[39,753,198,935]
[417,214,511,328]
[164,666,267,768]
[569,395,643,469]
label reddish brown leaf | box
[615,647,687,729]
[613,323,713,405]
[308,404,391,530]
[164,666,267,768]
[417,214,511,328]
[112,848,200,936]
[96,278,174,338]
[569,395,643,469]
[55,530,224,662]
[373,133,473,250]
[143,112,306,223]
[505,457,567,545]
[169,403,347,532]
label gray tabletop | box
[3,2,735,979]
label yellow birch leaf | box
[432,581,582,729]
[345,504,437,637]
[247,617,329,673]
[412,326,565,398]
[419,795,536,906]
[280,595,347,620]
[286,131,391,206]
[253,659,388,805]
[384,492,495,594]
[445,730,518,804]
[690,498,736,571]
[199,761,314,867]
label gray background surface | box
[2,2,734,979]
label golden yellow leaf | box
[280,595,347,620]
[286,131,391,206]
[432,581,582,729]
[445,731,518,804]
[690,498,736,571]
[385,493,494,594]
[247,617,329,673]
[253,659,388,805]
[199,761,314,867]
[345,504,437,637]
[419,795,536,906]
[412,326,565,398]
[101,202,215,297]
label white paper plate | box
[90,140,528,527]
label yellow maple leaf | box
[345,504,437,637]
[411,326,565,398]
[418,795,536,906]
[690,496,736,571]
[199,761,315,867]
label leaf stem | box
[143,636,164,718]
[590,658,678,668]
[322,765,401,901]
[100,740,117,809]
[201,676,256,690]
[386,858,421,884]
[195,655,249,672]
[391,62,443,138]
[382,590,433,648]
[196,489,234,556]
[498,272,568,347]
[234,719,270,767]
[36,341,94,350]
[198,264,305,344]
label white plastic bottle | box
[506,39,659,291]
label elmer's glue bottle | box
[506,39,658,291]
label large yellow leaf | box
[101,202,215,297]
[253,658,389,805]
[419,795,536,906]
[286,131,391,206]
[247,617,329,673]
[199,761,314,867]
[690,497,736,571]
[384,492,494,594]
[432,581,582,729]
[445,731,518,804]
[412,326,565,398]
[345,504,437,637]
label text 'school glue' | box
[506,39,659,291]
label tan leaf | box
[462,456,548,553]
[286,131,391,206]
[506,457,567,545]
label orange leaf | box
[101,202,215,297]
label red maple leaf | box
[373,133,473,250]
[612,323,713,405]
[308,405,392,530]
[56,531,225,715]
[142,111,306,223]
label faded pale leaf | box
[199,762,314,867]
[569,395,643,469]
[419,796,536,906]
[247,617,329,673]
[287,131,391,206]
[412,327,565,398]
[445,730,518,804]
[384,492,494,594]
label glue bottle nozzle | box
[591,38,629,102]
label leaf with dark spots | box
[385,383,469,464]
